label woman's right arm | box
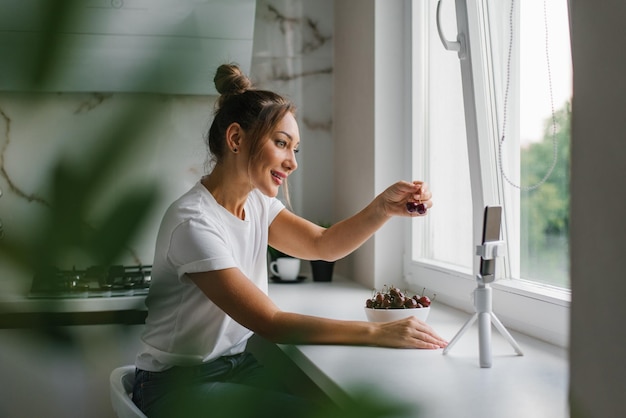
[189,268,448,349]
[268,181,432,263]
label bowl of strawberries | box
[364,286,433,322]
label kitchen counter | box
[265,276,569,418]
[0,294,147,313]
[0,294,147,328]
[0,264,150,327]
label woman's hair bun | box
[214,63,253,95]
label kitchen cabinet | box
[0,0,256,94]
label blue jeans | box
[133,352,316,418]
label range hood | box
[0,0,256,95]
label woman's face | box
[250,112,300,198]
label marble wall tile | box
[0,92,211,287]
[253,0,333,59]
[251,0,334,223]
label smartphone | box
[479,206,502,282]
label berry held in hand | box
[406,202,427,215]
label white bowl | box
[364,306,430,323]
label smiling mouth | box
[271,170,285,184]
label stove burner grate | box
[28,265,152,299]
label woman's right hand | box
[375,317,448,349]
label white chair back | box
[110,366,147,418]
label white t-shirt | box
[135,181,285,371]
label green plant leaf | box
[87,187,158,267]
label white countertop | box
[268,277,569,418]
[0,294,147,313]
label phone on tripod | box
[479,206,502,283]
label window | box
[407,0,571,347]
[517,0,571,289]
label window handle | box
[436,0,466,58]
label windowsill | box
[492,278,571,307]
[407,261,570,347]
[408,259,571,306]
[265,276,569,417]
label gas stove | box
[28,265,151,299]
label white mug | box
[270,257,301,281]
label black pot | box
[310,260,334,282]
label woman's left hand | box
[379,180,432,217]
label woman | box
[132,64,447,417]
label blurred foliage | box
[1,2,166,318]
[319,388,415,418]
[0,2,161,301]
[520,101,571,285]
[0,99,160,276]
[520,101,570,244]
[158,385,414,418]
[8,0,84,91]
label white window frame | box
[405,0,570,348]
